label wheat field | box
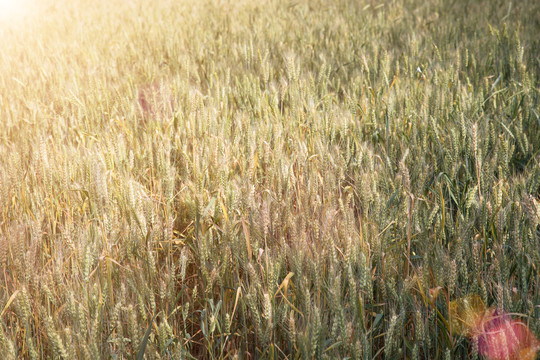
[0,0,539,359]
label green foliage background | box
[0,0,539,358]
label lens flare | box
[449,295,540,360]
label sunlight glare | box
[0,0,30,22]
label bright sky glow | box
[0,0,30,22]
[0,0,20,12]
